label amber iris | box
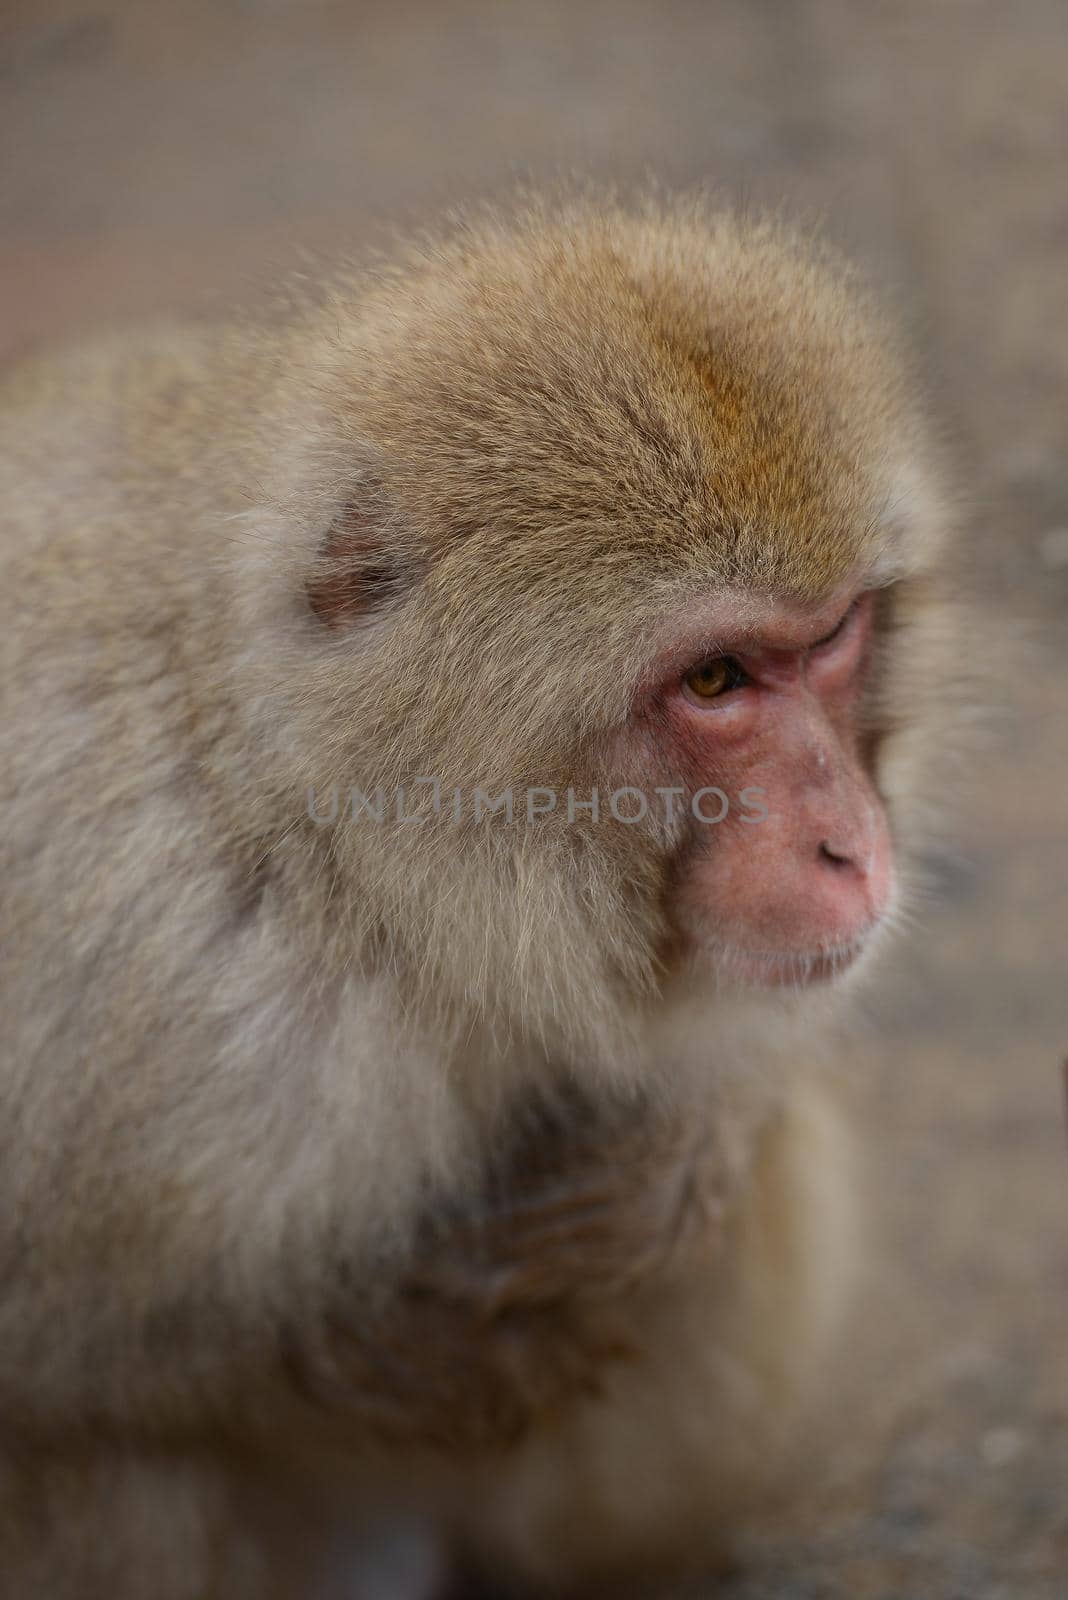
[685,658,736,699]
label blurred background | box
[2,1,1065,1593]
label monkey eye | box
[683,656,746,700]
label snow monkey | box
[0,192,963,1598]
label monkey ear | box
[306,494,412,630]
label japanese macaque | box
[0,192,962,1598]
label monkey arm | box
[282,1094,741,1452]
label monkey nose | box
[818,838,864,872]
[815,817,892,923]
[815,805,879,879]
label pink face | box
[636,584,893,987]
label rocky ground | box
[2,2,1067,1594]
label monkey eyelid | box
[808,596,862,652]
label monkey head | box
[239,197,957,1052]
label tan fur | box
[0,191,959,1596]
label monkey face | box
[628,582,894,988]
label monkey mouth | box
[708,936,870,989]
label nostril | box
[819,839,855,870]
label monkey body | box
[0,198,954,1596]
